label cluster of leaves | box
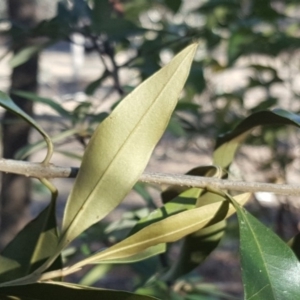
[0,43,300,300]
[1,0,300,299]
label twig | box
[0,158,300,196]
[90,35,124,96]
[103,40,124,96]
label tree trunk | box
[0,0,38,249]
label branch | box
[1,158,300,196]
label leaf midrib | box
[62,48,195,241]
[78,203,216,265]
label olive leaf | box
[59,43,198,248]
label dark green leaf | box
[164,0,182,13]
[85,70,110,95]
[199,0,240,12]
[0,199,61,283]
[289,232,300,261]
[162,220,226,282]
[175,102,200,112]
[167,116,187,137]
[161,166,236,282]
[227,29,255,64]
[250,98,278,113]
[232,201,300,299]
[186,62,206,94]
[89,112,109,125]
[91,0,111,32]
[161,166,223,203]
[91,0,142,39]
[0,282,158,300]
[214,109,300,168]
[0,91,53,163]
[133,183,156,208]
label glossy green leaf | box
[12,90,72,120]
[69,193,250,269]
[60,43,198,247]
[0,91,53,164]
[231,199,300,300]
[0,199,61,283]
[213,109,300,168]
[0,282,158,300]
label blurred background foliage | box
[2,0,300,136]
[1,0,300,299]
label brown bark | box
[0,0,38,248]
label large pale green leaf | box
[60,43,198,247]
[78,244,165,287]
[93,244,166,265]
[213,109,300,168]
[231,199,300,299]
[0,198,61,284]
[0,91,53,163]
[68,193,250,270]
[0,282,158,300]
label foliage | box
[0,41,300,299]
[1,0,300,299]
[2,0,300,164]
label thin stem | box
[103,40,124,96]
[89,35,124,96]
[0,159,300,196]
